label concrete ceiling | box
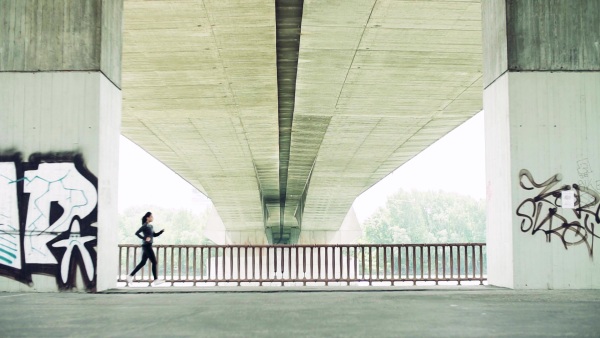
[121,0,483,243]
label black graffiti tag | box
[516,169,600,258]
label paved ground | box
[1,286,599,337]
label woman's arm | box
[135,225,146,240]
[154,229,165,237]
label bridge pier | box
[0,0,122,291]
[483,0,600,288]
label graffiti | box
[516,169,600,258]
[0,153,97,291]
[577,158,593,178]
[576,158,600,205]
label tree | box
[360,190,485,244]
[119,206,208,245]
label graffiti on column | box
[0,153,97,291]
[516,169,600,258]
[576,158,600,206]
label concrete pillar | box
[483,0,600,288]
[204,206,269,244]
[298,207,361,244]
[0,0,122,292]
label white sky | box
[352,111,486,221]
[118,111,485,222]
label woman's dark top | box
[135,223,163,246]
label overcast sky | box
[353,110,486,220]
[118,111,486,222]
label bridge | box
[120,0,483,244]
[0,0,599,292]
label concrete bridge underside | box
[121,0,483,243]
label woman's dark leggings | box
[130,245,157,280]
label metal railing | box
[118,243,486,286]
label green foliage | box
[119,205,209,245]
[360,190,486,244]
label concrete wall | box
[96,74,121,292]
[484,0,600,289]
[482,0,508,86]
[0,0,122,292]
[486,72,600,288]
[0,0,121,86]
[0,72,120,292]
[510,72,600,288]
[484,73,513,288]
[505,0,600,72]
[483,0,600,87]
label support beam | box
[0,0,122,292]
[483,0,600,289]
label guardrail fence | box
[118,243,486,286]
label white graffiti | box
[0,162,21,269]
[23,163,97,264]
[52,219,95,283]
[0,159,97,289]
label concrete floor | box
[1,286,599,337]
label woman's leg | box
[130,249,149,276]
[147,246,158,280]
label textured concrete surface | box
[120,0,483,237]
[1,287,599,337]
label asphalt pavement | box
[1,286,599,337]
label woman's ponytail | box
[142,211,152,225]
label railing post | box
[456,245,462,285]
[266,247,270,283]
[207,247,211,282]
[368,246,372,286]
[295,246,299,283]
[178,247,182,284]
[259,246,263,286]
[202,247,206,283]
[302,246,307,285]
[222,246,227,283]
[411,245,415,283]
[318,246,322,282]
[397,245,402,282]
[324,246,329,286]
[170,246,175,285]
[435,245,439,285]
[405,246,409,284]
[464,245,469,283]
[471,245,476,280]
[419,245,424,281]
[450,245,454,282]
[251,247,255,282]
[193,247,197,286]
[427,245,431,282]
[442,246,447,281]
[479,244,484,285]
[280,246,285,286]
[339,246,343,283]
[390,246,394,286]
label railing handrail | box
[118,243,487,287]
[119,242,486,248]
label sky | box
[352,111,486,221]
[118,111,485,222]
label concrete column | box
[297,207,361,244]
[483,0,600,288]
[203,206,270,244]
[0,0,122,292]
